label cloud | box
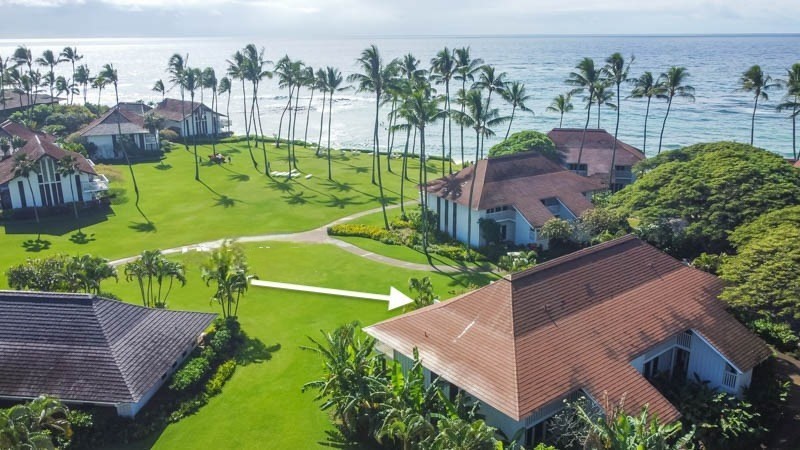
[0,0,83,6]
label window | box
[75,175,83,202]
[37,158,63,207]
[486,205,510,214]
[567,163,588,174]
[452,203,457,237]
[541,198,559,207]
[529,227,537,240]
[525,419,550,446]
[499,224,507,241]
[17,181,27,208]
[643,356,660,380]
[615,165,631,173]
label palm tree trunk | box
[447,80,453,174]
[386,99,395,174]
[318,90,326,156]
[113,84,141,211]
[793,105,798,161]
[304,86,314,147]
[285,86,293,176]
[441,94,447,175]
[597,99,601,128]
[291,86,300,170]
[225,90,231,132]
[466,131,479,252]
[69,177,78,219]
[180,87,188,150]
[419,125,428,254]
[253,83,271,176]
[411,128,417,156]
[25,178,39,223]
[277,88,290,149]
[327,93,334,180]
[70,61,75,105]
[658,97,673,155]
[559,112,564,128]
[400,125,410,216]
[608,83,621,189]
[374,96,389,230]
[191,92,199,181]
[504,105,516,141]
[577,102,592,167]
[240,81,258,169]
[460,79,466,167]
[750,95,758,146]
[643,97,651,157]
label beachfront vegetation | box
[488,130,556,159]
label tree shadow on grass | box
[228,173,250,182]
[267,180,295,193]
[154,162,172,170]
[129,221,157,233]
[22,238,51,252]
[283,191,315,205]
[214,195,240,208]
[69,230,96,244]
[236,336,280,366]
[321,179,353,193]
[2,209,111,237]
[323,195,364,209]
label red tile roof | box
[426,151,604,227]
[152,98,223,123]
[794,159,800,168]
[0,121,95,185]
[365,236,771,423]
[547,128,645,180]
[0,92,61,112]
[79,106,149,137]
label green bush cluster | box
[487,130,558,160]
[328,224,394,243]
[205,360,237,396]
[169,357,210,392]
[750,318,799,352]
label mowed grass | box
[0,142,439,278]
[103,241,496,450]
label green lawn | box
[0,142,438,279]
[103,241,495,450]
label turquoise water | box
[1,35,798,159]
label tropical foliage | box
[124,249,186,308]
[7,254,117,294]
[0,396,74,450]
[487,130,557,159]
[201,240,254,318]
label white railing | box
[722,371,738,389]
[677,331,692,349]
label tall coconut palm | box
[56,155,80,219]
[604,53,632,188]
[777,63,800,160]
[301,66,316,147]
[100,63,141,209]
[740,65,780,146]
[74,64,91,105]
[54,76,76,101]
[657,66,695,154]
[182,67,201,180]
[35,49,61,109]
[275,56,300,170]
[202,67,219,155]
[315,68,328,157]
[91,74,108,110]
[243,44,273,175]
[591,80,615,128]
[325,67,346,181]
[152,79,165,101]
[59,47,82,105]
[226,50,258,169]
[501,81,533,140]
[566,57,603,167]
[382,61,402,174]
[290,61,306,169]
[629,71,662,156]
[218,76,232,131]
[431,47,457,174]
[454,47,483,165]
[397,53,426,177]
[473,65,506,158]
[0,54,9,111]
[167,53,189,150]
[12,153,40,223]
[348,45,392,229]
[547,92,574,127]
[13,46,33,118]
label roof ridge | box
[508,282,523,420]
[0,290,94,300]
[93,298,138,402]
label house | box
[425,151,604,248]
[0,290,216,417]
[0,120,108,211]
[0,92,61,118]
[78,103,159,160]
[547,128,645,191]
[152,98,224,138]
[365,236,771,446]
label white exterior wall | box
[7,159,97,209]
[87,135,115,159]
[171,109,221,137]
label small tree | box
[0,395,74,449]
[201,240,252,318]
[478,218,503,245]
[125,249,186,308]
[12,152,39,223]
[56,155,80,219]
[488,130,558,160]
[540,218,574,243]
[408,277,438,309]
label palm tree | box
[125,249,186,308]
[315,68,328,157]
[0,395,73,449]
[592,80,615,128]
[74,64,91,105]
[473,65,506,158]
[454,48,483,165]
[430,417,499,450]
[431,47,457,174]
[242,44,272,175]
[152,79,165,101]
[35,50,61,109]
[12,153,39,223]
[202,67,219,155]
[99,63,141,209]
[349,45,392,230]
[501,81,533,140]
[201,240,252,318]
[547,92,574,127]
[289,61,307,166]
[56,155,80,219]
[59,47,82,105]
[777,63,800,160]
[302,66,316,147]
[182,67,201,180]
[166,53,189,150]
[218,76,232,131]
[397,53,426,180]
[0,54,9,112]
[657,66,695,154]
[740,65,780,146]
[325,67,346,180]
[629,71,662,156]
[566,57,603,167]
[54,75,76,101]
[604,53,632,188]
[13,46,33,118]
[226,50,258,169]
[91,74,108,109]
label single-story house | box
[365,236,771,446]
[0,290,216,417]
[78,103,159,160]
[0,92,61,118]
[0,120,108,211]
[152,98,224,138]
[425,151,604,248]
[547,128,645,191]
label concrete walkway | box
[109,203,483,274]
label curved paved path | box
[110,203,486,274]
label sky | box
[0,0,798,38]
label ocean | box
[1,35,799,160]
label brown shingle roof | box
[0,92,60,112]
[365,236,771,423]
[0,121,95,185]
[153,98,224,122]
[426,151,604,227]
[794,159,800,168]
[78,106,149,137]
[0,291,216,405]
[547,128,644,179]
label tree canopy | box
[610,142,800,257]
[487,130,558,160]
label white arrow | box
[250,280,414,310]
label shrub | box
[42,124,67,136]
[487,130,557,159]
[749,317,799,352]
[428,243,475,262]
[159,129,179,142]
[205,360,237,396]
[328,224,392,241]
[540,217,574,242]
[168,394,209,423]
[407,207,438,234]
[478,218,503,244]
[690,252,727,275]
[169,356,211,393]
